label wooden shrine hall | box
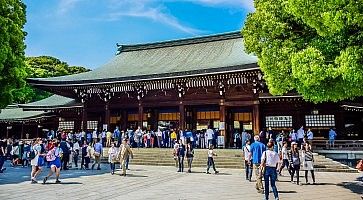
[1,32,362,145]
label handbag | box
[356,159,363,171]
[94,151,101,157]
[259,151,267,178]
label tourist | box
[242,129,250,149]
[11,141,20,167]
[170,129,177,147]
[278,142,290,176]
[177,139,185,172]
[114,127,121,147]
[306,129,314,147]
[91,138,103,170]
[73,140,80,168]
[259,129,267,144]
[289,142,301,185]
[80,130,86,144]
[249,135,266,193]
[92,128,98,146]
[106,129,112,147]
[60,138,70,170]
[101,129,106,147]
[135,126,143,148]
[328,128,337,148]
[289,129,297,144]
[206,144,219,174]
[43,141,62,184]
[234,131,240,149]
[81,141,91,170]
[22,141,31,167]
[261,142,280,200]
[150,130,155,148]
[186,142,194,173]
[268,127,276,141]
[297,126,305,147]
[243,140,252,181]
[206,126,214,148]
[302,143,315,184]
[200,131,205,149]
[108,142,117,175]
[173,140,180,168]
[0,138,6,173]
[162,129,170,148]
[118,138,133,176]
[30,138,45,183]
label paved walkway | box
[0,162,362,200]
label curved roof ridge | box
[116,31,241,54]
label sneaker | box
[206,172,211,174]
[31,179,38,184]
[55,180,61,184]
[42,177,48,184]
[97,168,101,170]
[215,171,219,174]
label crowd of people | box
[243,126,322,200]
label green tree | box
[12,56,90,103]
[0,0,27,108]
[242,0,363,103]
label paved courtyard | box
[0,162,362,200]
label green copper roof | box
[28,31,258,86]
[0,108,45,121]
[19,95,81,109]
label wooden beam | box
[104,102,110,130]
[219,99,226,148]
[138,102,144,129]
[179,102,185,131]
[253,103,260,135]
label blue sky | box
[24,0,254,69]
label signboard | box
[217,136,225,148]
[233,121,240,129]
[219,122,225,130]
[265,116,292,127]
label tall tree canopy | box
[12,56,90,103]
[242,0,363,103]
[0,0,27,108]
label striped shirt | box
[303,150,314,162]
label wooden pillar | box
[122,110,127,130]
[253,103,260,135]
[219,99,226,148]
[104,102,110,130]
[138,102,144,128]
[82,104,88,131]
[21,122,24,139]
[179,102,185,131]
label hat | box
[291,142,297,145]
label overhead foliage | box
[12,56,90,103]
[0,0,27,108]
[242,0,363,103]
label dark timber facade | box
[1,32,362,145]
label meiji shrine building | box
[1,32,362,145]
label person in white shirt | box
[243,140,252,181]
[206,127,214,148]
[206,145,219,174]
[92,129,98,146]
[108,143,117,175]
[73,141,80,168]
[156,129,163,148]
[261,142,280,200]
[278,142,290,176]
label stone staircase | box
[100,148,357,173]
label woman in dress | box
[186,143,194,173]
[302,142,315,184]
[30,138,45,184]
[43,141,63,184]
[288,142,301,185]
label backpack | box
[28,149,36,160]
[82,146,87,156]
[46,149,56,162]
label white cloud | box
[57,0,82,14]
[104,1,203,35]
[189,0,255,11]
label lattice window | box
[58,121,74,130]
[87,121,98,130]
[265,116,293,128]
[197,111,219,120]
[305,115,335,127]
[158,113,180,121]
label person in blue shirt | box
[249,135,266,193]
[328,128,337,149]
[91,138,103,170]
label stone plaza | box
[0,162,362,200]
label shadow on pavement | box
[278,190,297,193]
[122,174,148,178]
[43,181,82,185]
[0,161,118,185]
[337,181,363,195]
